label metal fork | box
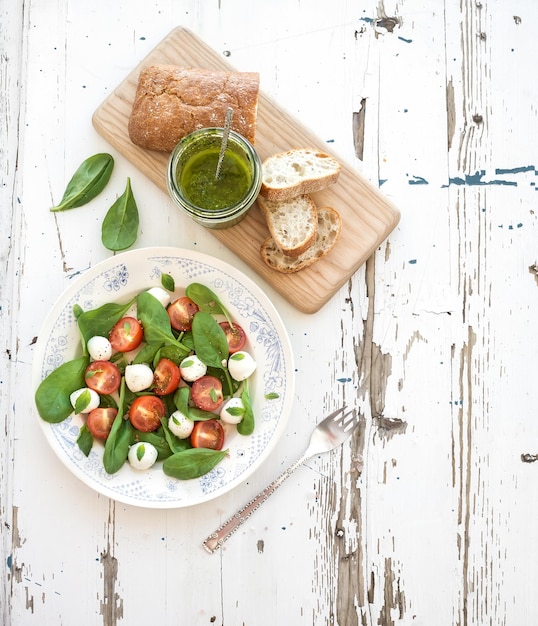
[203,406,358,553]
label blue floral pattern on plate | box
[32,247,294,509]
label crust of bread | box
[257,194,318,258]
[128,65,260,152]
[260,207,342,273]
[260,148,341,201]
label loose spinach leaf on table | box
[163,448,228,480]
[35,355,90,423]
[50,153,114,212]
[101,177,139,251]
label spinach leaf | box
[155,344,190,366]
[191,311,229,369]
[103,417,133,474]
[132,342,161,365]
[137,290,188,350]
[161,273,175,292]
[101,177,139,251]
[237,380,255,436]
[206,365,240,396]
[172,386,214,422]
[160,415,192,455]
[188,407,219,422]
[77,424,94,456]
[103,379,132,474]
[163,448,228,480]
[132,428,173,461]
[77,299,135,351]
[35,355,89,423]
[185,283,233,325]
[173,386,190,415]
[74,388,92,414]
[50,153,114,212]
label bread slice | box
[260,148,341,201]
[257,194,318,257]
[260,207,342,273]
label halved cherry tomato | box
[153,358,181,396]
[191,375,224,412]
[219,322,247,354]
[191,419,225,450]
[128,396,166,432]
[167,296,199,332]
[87,407,117,440]
[109,316,144,352]
[85,360,121,395]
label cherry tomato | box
[85,360,121,395]
[87,407,117,440]
[167,296,199,332]
[153,358,181,396]
[191,375,224,412]
[219,322,247,354]
[191,419,225,450]
[109,316,144,352]
[128,396,166,432]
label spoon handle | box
[215,107,233,179]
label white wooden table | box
[3,1,538,624]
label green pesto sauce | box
[179,147,252,211]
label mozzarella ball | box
[220,397,246,425]
[87,336,113,361]
[70,387,100,414]
[168,411,195,439]
[146,287,171,308]
[227,351,257,381]
[128,442,158,470]
[124,363,154,393]
[179,355,207,382]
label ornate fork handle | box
[203,452,308,554]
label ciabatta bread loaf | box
[257,194,318,258]
[260,207,342,273]
[260,148,341,201]
[128,65,260,152]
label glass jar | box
[167,128,262,229]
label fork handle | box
[203,453,307,553]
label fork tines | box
[334,408,357,432]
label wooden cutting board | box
[92,27,400,314]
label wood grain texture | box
[92,27,400,314]
[5,1,538,624]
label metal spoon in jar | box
[215,107,233,179]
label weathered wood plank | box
[4,0,538,624]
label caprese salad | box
[35,279,259,480]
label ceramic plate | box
[32,247,294,508]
